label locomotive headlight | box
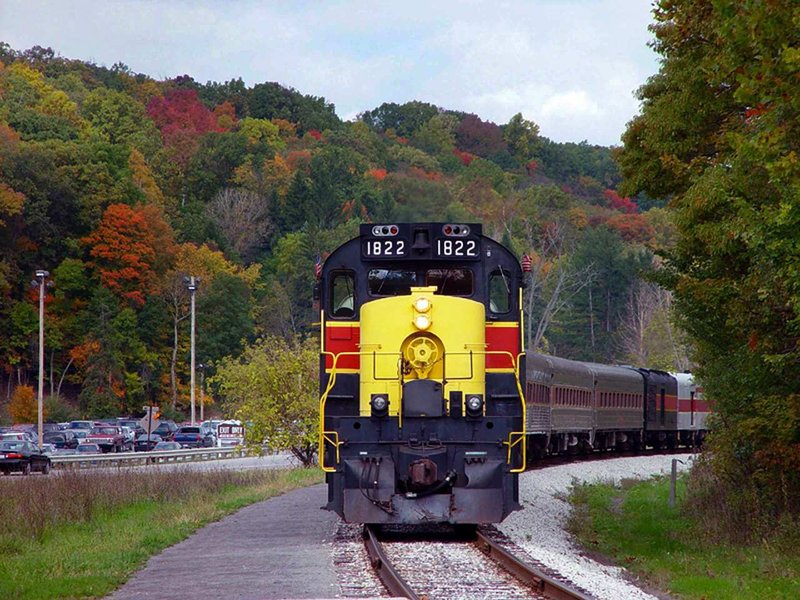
[414,297,431,313]
[370,394,389,417]
[414,315,431,330]
[465,394,484,417]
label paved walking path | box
[107,484,341,600]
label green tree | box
[503,112,541,165]
[212,336,318,466]
[616,0,800,534]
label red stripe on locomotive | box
[485,325,520,370]
[324,325,361,370]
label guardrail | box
[52,446,246,469]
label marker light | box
[414,297,431,313]
[414,315,431,330]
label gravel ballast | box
[498,454,696,600]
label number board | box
[432,236,481,260]
[362,237,409,258]
[359,223,483,261]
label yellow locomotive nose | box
[358,286,485,418]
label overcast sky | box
[1,0,660,146]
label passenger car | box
[151,421,178,440]
[43,430,79,449]
[86,425,126,453]
[134,434,162,452]
[0,441,52,475]
[152,441,181,451]
[173,426,215,448]
[76,443,102,454]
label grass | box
[0,467,323,599]
[567,475,800,599]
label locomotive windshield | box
[367,268,474,297]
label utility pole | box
[34,270,49,449]
[185,276,199,425]
[198,363,205,422]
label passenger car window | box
[425,269,473,296]
[488,269,511,313]
[368,269,416,296]
[330,271,355,318]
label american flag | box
[314,255,322,279]
[521,254,532,272]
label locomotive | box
[317,222,709,526]
[318,223,526,524]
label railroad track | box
[364,524,593,600]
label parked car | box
[40,443,57,456]
[116,419,145,438]
[134,434,162,452]
[151,421,178,441]
[86,425,126,453]
[173,426,216,449]
[43,430,79,449]
[0,432,30,443]
[119,426,136,450]
[0,440,52,475]
[67,420,96,431]
[76,443,102,454]
[153,441,181,451]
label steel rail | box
[474,529,592,600]
[363,525,420,600]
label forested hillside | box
[0,44,681,420]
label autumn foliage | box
[83,204,160,307]
[604,189,638,214]
[9,384,38,424]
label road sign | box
[140,406,160,435]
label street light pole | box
[198,363,205,422]
[186,276,198,425]
[35,269,49,449]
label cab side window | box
[488,269,511,314]
[329,271,355,318]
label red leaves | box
[147,89,222,139]
[307,129,322,141]
[452,148,475,166]
[83,204,160,307]
[604,189,639,214]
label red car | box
[86,425,127,453]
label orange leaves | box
[69,339,101,370]
[606,213,655,243]
[83,204,164,307]
[366,168,388,181]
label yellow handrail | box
[319,350,360,472]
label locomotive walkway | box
[107,484,341,600]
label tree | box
[503,113,541,164]
[83,203,161,308]
[616,0,800,536]
[212,336,318,466]
[206,188,272,263]
[9,384,37,424]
